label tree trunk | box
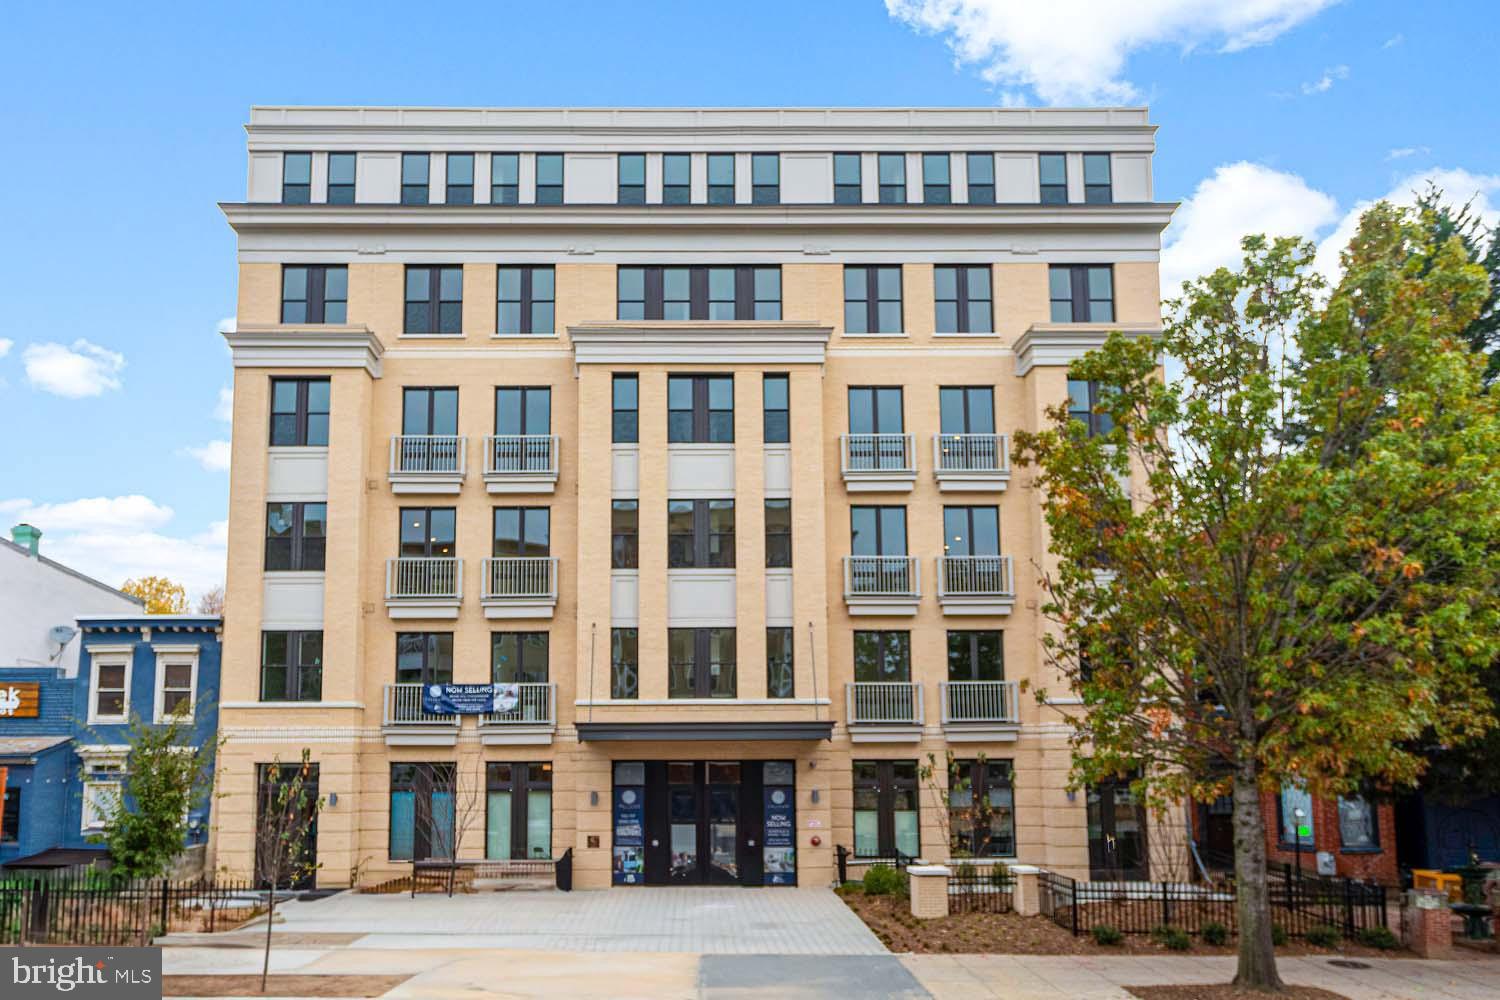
[1231,761,1284,991]
[261,876,276,993]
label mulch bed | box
[1126,988,1351,1000]
[836,886,1408,958]
[164,974,410,997]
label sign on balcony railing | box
[422,682,520,715]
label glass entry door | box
[633,759,791,886]
[1087,777,1149,880]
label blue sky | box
[0,0,1494,599]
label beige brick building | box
[211,107,1176,891]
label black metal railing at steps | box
[835,844,919,886]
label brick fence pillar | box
[1403,889,1453,959]
[907,865,952,920]
[1009,864,1042,916]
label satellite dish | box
[49,625,78,645]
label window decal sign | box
[613,785,645,884]
[764,785,796,885]
[421,683,517,715]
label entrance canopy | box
[576,721,833,742]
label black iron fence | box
[835,844,918,886]
[1038,865,1388,940]
[0,876,260,946]
[949,862,1014,914]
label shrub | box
[1091,924,1124,946]
[1152,925,1192,951]
[989,862,1011,888]
[1356,926,1399,950]
[1272,925,1288,947]
[1305,924,1342,948]
[1201,921,1229,946]
[862,865,906,897]
[954,861,977,881]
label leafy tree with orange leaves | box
[121,575,188,614]
[1015,204,1500,991]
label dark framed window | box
[854,630,911,682]
[395,632,453,685]
[486,762,552,859]
[1039,153,1067,204]
[492,632,549,684]
[281,265,348,324]
[1083,153,1112,204]
[966,153,995,204]
[765,499,792,568]
[877,153,906,204]
[493,507,550,557]
[707,153,735,204]
[402,387,458,436]
[265,502,327,571]
[940,386,995,436]
[535,153,564,204]
[491,153,519,205]
[668,627,736,698]
[844,266,903,333]
[943,506,1000,557]
[668,499,735,568]
[934,265,992,333]
[1067,378,1114,437]
[612,374,639,443]
[389,762,455,860]
[611,628,639,699]
[1049,264,1114,323]
[851,505,907,556]
[752,153,780,204]
[260,630,323,701]
[93,661,126,719]
[446,153,474,204]
[947,630,1004,681]
[405,265,463,335]
[616,266,780,321]
[1,787,18,844]
[767,627,794,698]
[495,386,551,436]
[950,759,1015,857]
[667,374,734,443]
[923,153,951,204]
[834,153,862,204]
[1278,783,1315,848]
[1338,794,1379,850]
[618,153,646,204]
[269,377,330,447]
[763,374,789,443]
[612,500,638,569]
[401,152,430,205]
[853,760,919,858]
[282,152,311,204]
[661,153,691,204]
[399,507,455,557]
[328,152,357,204]
[847,386,904,435]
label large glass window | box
[260,630,323,701]
[667,499,734,568]
[328,152,356,204]
[853,760,919,858]
[491,632,549,684]
[763,374,789,443]
[922,153,951,204]
[939,386,995,436]
[282,152,311,204]
[1278,783,1315,847]
[764,499,792,568]
[853,630,911,682]
[943,506,1000,557]
[707,153,735,204]
[535,153,564,204]
[834,153,862,204]
[966,153,995,204]
[844,266,903,333]
[269,377,330,447]
[91,660,128,721]
[445,153,474,204]
[1049,264,1114,323]
[949,759,1016,857]
[617,266,780,321]
[668,627,736,698]
[389,763,455,860]
[402,387,459,436]
[767,627,794,699]
[877,153,906,204]
[612,375,638,443]
[490,153,519,204]
[667,374,734,443]
[618,153,646,204]
[947,630,1004,681]
[395,632,453,685]
[497,266,554,335]
[404,265,463,335]
[494,386,551,437]
[610,628,639,700]
[752,153,780,204]
[401,152,430,205]
[265,501,327,571]
[1067,378,1114,437]
[486,762,552,860]
[850,505,907,556]
[492,507,550,557]
[399,507,456,557]
[281,265,348,324]
[611,500,638,569]
[662,153,691,204]
[933,265,992,334]
[1039,153,1067,204]
[1083,153,1113,204]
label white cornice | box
[223,324,384,377]
[1013,322,1163,376]
[569,320,831,365]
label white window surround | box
[86,647,134,725]
[152,644,200,723]
[82,779,122,833]
[77,744,130,833]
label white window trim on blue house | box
[151,644,200,723]
[86,644,134,725]
[77,744,129,834]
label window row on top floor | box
[275,262,1117,336]
[276,150,1121,206]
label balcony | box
[480,682,558,745]
[839,433,916,492]
[846,682,923,742]
[388,435,466,494]
[483,435,559,493]
[843,555,921,616]
[385,557,462,619]
[382,683,460,746]
[940,680,1021,741]
[481,556,558,619]
[932,433,1010,491]
[936,555,1016,615]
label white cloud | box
[22,339,125,398]
[1386,146,1430,161]
[885,0,1337,104]
[1,495,226,601]
[1381,33,1403,49]
[1160,162,1340,295]
[183,440,232,472]
[216,316,236,334]
[1300,64,1348,95]
[0,338,12,359]
[214,386,234,422]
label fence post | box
[159,879,171,940]
[1010,865,1042,916]
[1162,881,1171,927]
[1071,879,1079,937]
[907,865,951,920]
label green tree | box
[255,749,323,993]
[1415,184,1499,385]
[1014,204,1500,991]
[121,575,188,614]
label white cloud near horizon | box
[22,339,126,398]
[885,0,1338,104]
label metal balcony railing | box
[390,435,466,475]
[932,433,1009,474]
[937,555,1014,598]
[843,555,920,599]
[840,433,916,475]
[383,683,460,727]
[481,557,558,601]
[385,557,462,600]
[484,435,559,477]
[940,680,1020,724]
[846,681,923,725]
[481,683,556,726]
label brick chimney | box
[10,523,41,556]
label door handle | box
[748,839,756,847]
[651,839,659,847]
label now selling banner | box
[421,682,519,715]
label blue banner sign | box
[421,682,519,715]
[763,784,796,885]
[613,785,645,884]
